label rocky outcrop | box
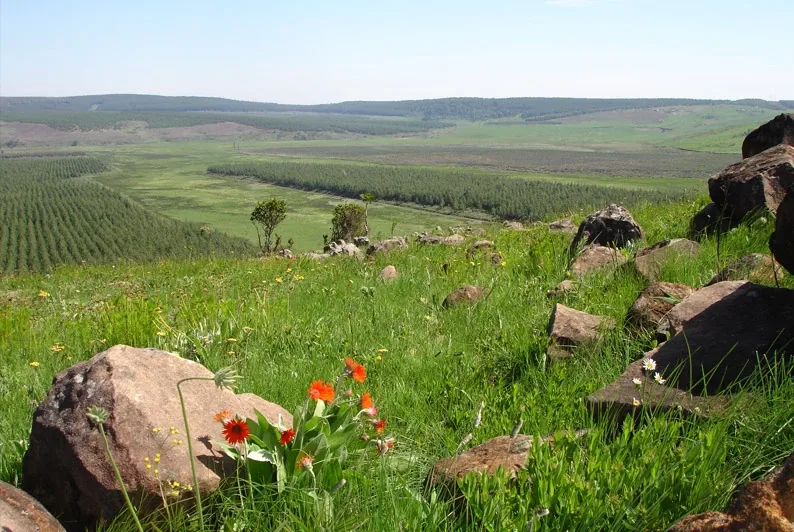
[656,281,748,342]
[504,221,524,231]
[669,449,794,531]
[690,202,732,238]
[706,254,785,285]
[378,265,398,281]
[443,285,484,307]
[570,204,643,250]
[626,282,694,330]
[418,233,466,246]
[708,144,794,222]
[467,240,494,255]
[742,113,794,159]
[327,239,363,259]
[0,480,65,532]
[569,245,628,278]
[547,279,576,298]
[367,236,408,255]
[770,191,794,275]
[549,218,576,233]
[633,239,700,281]
[547,304,614,358]
[22,345,291,531]
[303,252,329,260]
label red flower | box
[308,380,335,402]
[222,418,250,445]
[360,392,373,409]
[296,452,314,469]
[280,428,296,445]
[373,418,387,434]
[345,357,367,383]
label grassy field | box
[1,197,792,530]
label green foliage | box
[330,204,367,241]
[0,156,254,273]
[250,199,287,253]
[209,161,693,221]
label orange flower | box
[345,357,367,383]
[360,392,373,409]
[213,410,233,423]
[296,452,314,469]
[222,418,250,445]
[373,418,387,434]
[308,380,335,402]
[280,428,296,445]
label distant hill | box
[2,94,792,121]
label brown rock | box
[417,233,466,246]
[0,481,65,532]
[367,236,408,255]
[504,221,524,231]
[633,239,700,281]
[690,202,733,238]
[487,251,504,265]
[742,113,794,159]
[378,265,398,281]
[549,218,576,233]
[547,304,615,357]
[22,345,292,531]
[770,191,794,275]
[669,449,794,531]
[656,281,748,341]
[707,254,785,286]
[708,144,794,221]
[443,285,484,307]
[547,279,576,298]
[569,245,628,278]
[570,204,643,250]
[468,240,494,255]
[626,282,695,330]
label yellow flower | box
[375,355,382,361]
[38,290,50,298]
[424,315,432,321]
[500,261,507,267]
[227,338,237,343]
[227,351,236,357]
[152,427,162,433]
[377,348,388,353]
[275,277,283,284]
[169,427,178,435]
[286,267,293,274]
[156,331,166,337]
[294,275,305,281]
[146,464,152,470]
[49,344,65,352]
[469,261,475,266]
[29,361,40,368]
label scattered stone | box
[466,227,486,236]
[706,254,785,286]
[656,281,748,342]
[367,236,408,255]
[303,252,329,260]
[546,279,576,298]
[467,240,494,256]
[378,265,398,281]
[487,251,504,265]
[22,345,291,531]
[277,249,294,259]
[669,449,794,531]
[633,239,700,281]
[418,233,466,246]
[504,221,524,231]
[0,480,65,532]
[708,144,794,221]
[770,191,794,275]
[570,204,643,250]
[427,429,589,497]
[547,304,615,358]
[327,240,364,259]
[569,245,628,278]
[353,236,370,247]
[690,202,733,238]
[626,282,695,331]
[742,113,794,159]
[549,218,576,233]
[443,285,484,307]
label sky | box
[1,0,792,104]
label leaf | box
[210,439,240,460]
[313,399,326,419]
[248,448,276,464]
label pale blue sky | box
[1,0,792,104]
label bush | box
[330,204,366,242]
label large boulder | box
[708,144,794,222]
[770,191,794,275]
[589,282,794,422]
[633,239,700,281]
[378,265,398,281]
[669,449,794,531]
[418,233,466,246]
[626,282,695,330]
[367,236,408,255]
[22,345,291,531]
[327,239,363,260]
[547,304,615,358]
[443,285,484,307]
[656,281,748,342]
[742,113,794,159]
[706,253,785,286]
[0,480,65,532]
[690,202,733,238]
[569,245,628,278]
[570,204,643,251]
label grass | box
[2,195,792,530]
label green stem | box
[97,424,145,532]
[177,376,210,532]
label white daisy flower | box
[632,378,642,387]
[654,372,666,385]
[642,358,657,372]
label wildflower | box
[279,428,296,445]
[213,366,240,391]
[286,267,292,274]
[500,261,507,267]
[38,290,50,298]
[632,378,642,387]
[49,344,65,352]
[375,355,382,361]
[632,397,641,407]
[227,338,237,343]
[154,453,160,463]
[169,426,179,435]
[28,361,40,368]
[642,358,657,372]
[373,418,387,434]
[152,427,162,434]
[377,348,388,354]
[308,380,335,402]
[275,277,283,284]
[294,275,305,281]
[654,372,666,385]
[146,463,152,470]
[222,418,251,445]
[424,315,432,321]
[345,357,367,383]
[156,331,167,337]
[86,406,110,424]
[296,452,314,469]
[375,437,395,456]
[360,392,378,416]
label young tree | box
[250,199,287,253]
[330,203,367,242]
[359,192,376,236]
